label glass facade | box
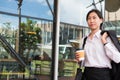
[104,0,120,40]
[0,10,89,80]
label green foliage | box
[20,18,42,63]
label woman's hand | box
[101,32,108,44]
[75,52,80,62]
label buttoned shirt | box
[82,30,120,69]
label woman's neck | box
[89,29,100,39]
[91,29,99,35]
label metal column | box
[51,0,60,80]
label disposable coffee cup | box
[75,49,85,61]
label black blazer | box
[101,30,120,80]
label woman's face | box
[87,12,103,30]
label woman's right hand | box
[75,52,80,62]
[75,49,85,62]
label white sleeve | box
[104,37,120,63]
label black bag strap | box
[77,36,87,68]
[82,36,87,49]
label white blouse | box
[82,30,120,69]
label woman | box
[75,9,120,80]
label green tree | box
[20,18,42,64]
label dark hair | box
[86,9,103,21]
[86,9,103,30]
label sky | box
[0,0,105,27]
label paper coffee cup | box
[76,49,85,61]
